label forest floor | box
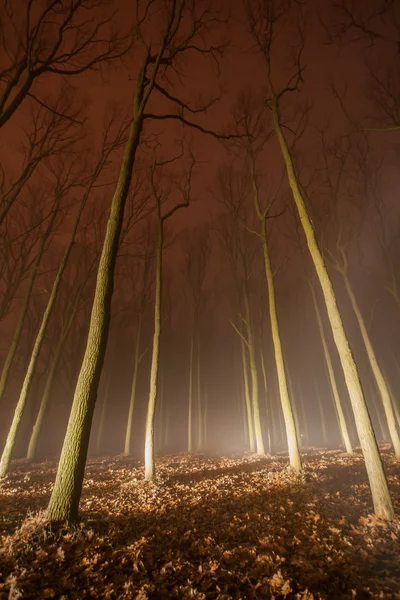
[0,448,399,599]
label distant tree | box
[0,196,60,405]
[182,228,209,453]
[144,153,193,480]
[214,178,265,456]
[123,231,153,456]
[234,96,301,469]
[246,0,394,519]
[0,122,123,478]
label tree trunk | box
[342,271,400,458]
[96,370,112,455]
[260,346,272,453]
[46,108,144,522]
[243,288,264,454]
[124,311,143,455]
[240,335,255,452]
[0,193,88,478]
[26,293,80,460]
[260,218,301,469]
[0,207,57,404]
[310,281,353,454]
[144,217,163,480]
[271,95,394,519]
[298,387,309,446]
[314,379,329,447]
[187,330,194,453]
[196,336,202,451]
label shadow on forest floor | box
[0,450,399,599]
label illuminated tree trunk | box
[0,207,57,404]
[298,388,309,445]
[341,270,400,458]
[196,336,203,451]
[26,292,80,460]
[260,346,272,453]
[270,94,394,519]
[240,335,255,452]
[145,218,163,480]
[203,385,208,448]
[243,287,264,454]
[0,193,87,478]
[287,371,302,447]
[96,370,112,454]
[124,311,143,455]
[46,103,145,521]
[157,374,164,452]
[187,331,194,453]
[314,380,328,447]
[310,282,353,453]
[248,145,301,466]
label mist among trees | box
[0,0,399,597]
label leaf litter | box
[0,447,399,599]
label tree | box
[0,196,59,405]
[309,279,353,454]
[182,228,209,453]
[236,97,301,469]
[247,0,394,519]
[0,94,80,226]
[0,0,130,129]
[144,153,193,480]
[47,0,229,521]
[123,232,153,456]
[0,123,122,477]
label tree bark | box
[46,103,145,521]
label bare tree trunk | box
[314,379,329,447]
[157,374,164,453]
[96,370,112,455]
[310,281,353,453]
[298,387,309,446]
[187,330,194,453]
[287,371,301,447]
[203,385,208,449]
[0,193,88,478]
[243,288,264,454]
[260,346,272,453]
[342,271,400,458]
[196,336,202,451]
[144,218,163,480]
[26,292,80,460]
[46,105,145,521]
[0,207,57,404]
[240,335,255,452]
[271,95,394,519]
[259,217,301,469]
[124,311,143,455]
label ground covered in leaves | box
[0,448,399,599]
